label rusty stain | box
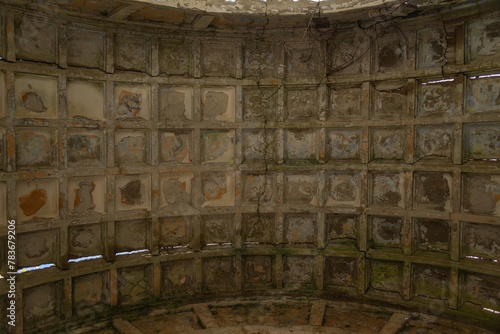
[19,189,47,216]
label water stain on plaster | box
[19,188,47,216]
[120,179,144,206]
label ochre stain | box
[19,189,47,216]
[74,188,81,207]
[7,133,14,158]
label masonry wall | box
[0,3,499,333]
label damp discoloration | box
[467,18,500,62]
[159,131,191,163]
[463,174,500,215]
[326,172,360,206]
[160,173,193,206]
[414,219,451,253]
[283,256,314,287]
[202,214,234,247]
[242,129,275,162]
[202,43,235,77]
[327,128,362,160]
[202,87,235,122]
[18,229,57,268]
[417,28,447,68]
[202,257,236,292]
[16,129,54,167]
[418,79,455,116]
[415,125,453,161]
[115,219,148,252]
[243,87,278,121]
[377,36,407,72]
[114,34,151,72]
[242,213,275,244]
[67,131,102,166]
[329,86,362,118]
[244,256,273,286]
[243,173,274,205]
[162,260,195,293]
[464,123,500,161]
[413,265,449,299]
[466,75,500,114]
[115,175,151,211]
[15,73,58,119]
[284,129,319,162]
[244,43,279,78]
[284,214,315,244]
[463,273,500,310]
[68,224,102,258]
[72,273,107,313]
[67,79,105,120]
[463,222,500,261]
[160,86,193,121]
[286,45,321,78]
[414,172,452,211]
[370,216,403,249]
[326,214,358,246]
[286,89,318,120]
[371,81,407,119]
[114,84,150,120]
[371,127,406,161]
[201,130,235,163]
[67,27,105,69]
[284,173,318,205]
[201,172,235,207]
[159,39,191,75]
[369,260,403,293]
[23,282,60,327]
[115,131,147,164]
[117,265,153,305]
[160,216,192,249]
[325,257,357,287]
[372,172,405,208]
[15,15,57,63]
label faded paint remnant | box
[162,179,190,205]
[21,92,46,113]
[414,173,452,211]
[73,181,96,214]
[284,214,315,244]
[463,174,500,215]
[415,219,450,253]
[160,131,191,163]
[19,188,47,216]
[202,130,234,163]
[371,128,405,161]
[370,216,403,248]
[120,179,144,206]
[415,125,453,161]
[117,90,142,118]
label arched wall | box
[0,1,499,332]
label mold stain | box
[19,188,47,216]
[120,179,144,206]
